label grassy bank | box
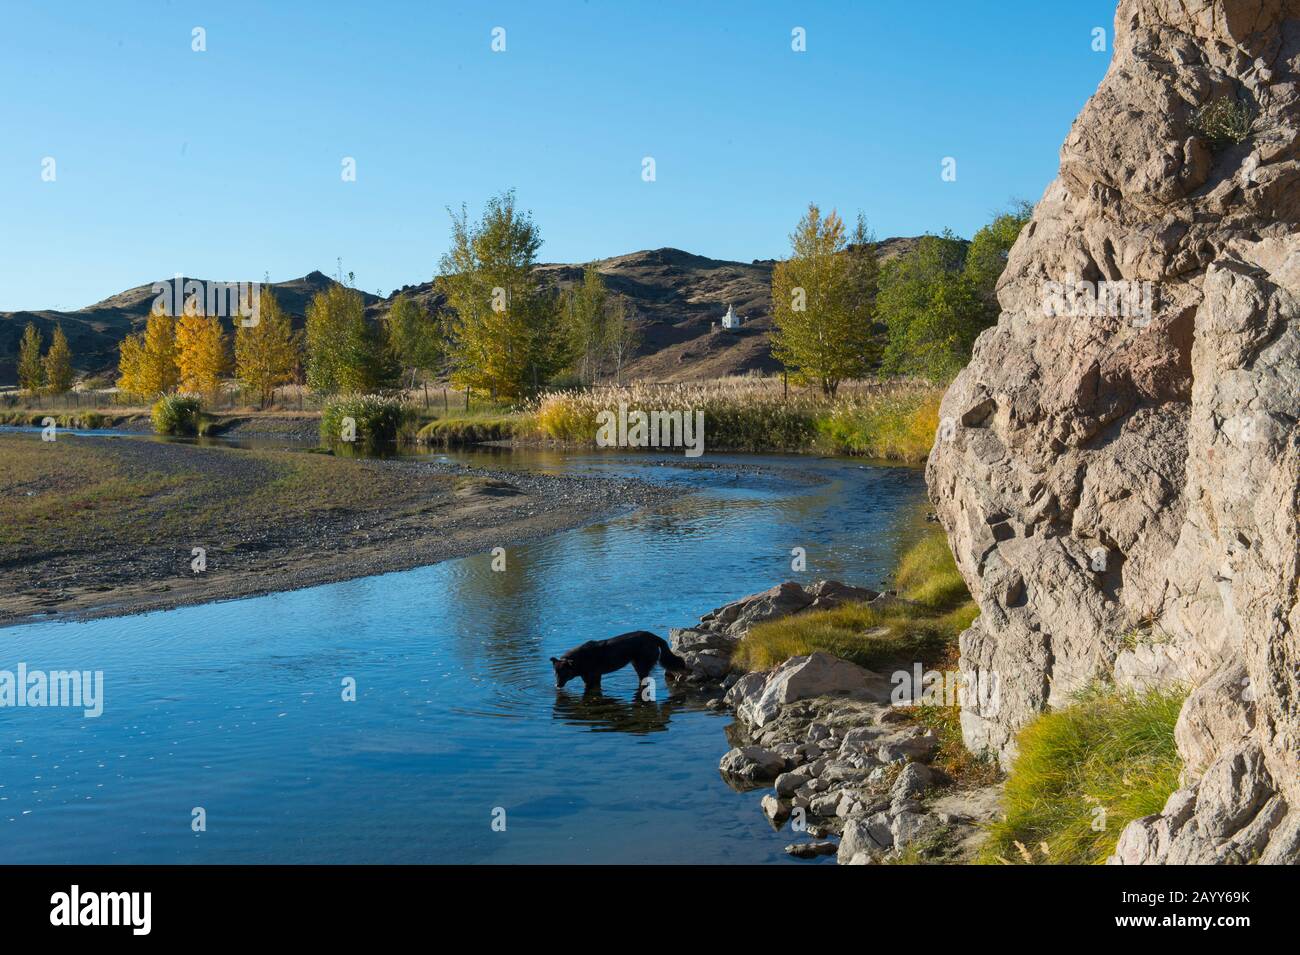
[732,519,999,793]
[6,377,947,460]
[983,687,1186,864]
[417,414,525,446]
[528,378,944,462]
[0,409,134,430]
[734,521,977,672]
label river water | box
[0,443,928,864]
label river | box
[0,443,928,864]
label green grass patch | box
[0,409,114,429]
[735,522,976,672]
[983,686,1186,865]
[813,386,942,463]
[151,395,204,435]
[416,415,527,446]
[734,600,955,672]
[895,527,969,609]
[320,395,413,448]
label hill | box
[0,238,938,385]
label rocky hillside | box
[0,239,929,386]
[0,272,376,385]
[928,0,1299,863]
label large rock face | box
[927,0,1299,863]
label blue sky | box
[0,0,1117,311]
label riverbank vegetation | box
[417,414,520,445]
[530,378,943,461]
[320,394,414,447]
[983,687,1186,865]
[734,522,978,670]
[150,394,206,436]
[8,192,1034,465]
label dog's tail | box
[655,634,688,672]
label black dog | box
[551,631,686,691]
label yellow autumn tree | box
[116,311,179,398]
[176,310,229,395]
[236,287,299,408]
[43,325,74,394]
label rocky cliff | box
[928,0,1299,863]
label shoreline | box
[0,433,677,628]
[665,581,1003,864]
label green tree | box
[435,190,565,399]
[876,203,1032,381]
[383,294,443,388]
[562,263,609,386]
[43,325,74,394]
[963,200,1033,309]
[306,284,396,394]
[770,205,879,397]
[17,322,45,394]
[236,287,299,408]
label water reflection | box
[552,686,681,735]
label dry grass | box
[417,414,527,446]
[892,645,1001,789]
[527,377,945,461]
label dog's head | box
[550,656,578,689]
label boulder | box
[761,794,791,827]
[890,762,947,802]
[876,732,940,764]
[809,791,843,817]
[802,579,880,613]
[891,810,942,850]
[774,769,811,798]
[699,582,814,636]
[785,841,838,859]
[837,812,894,863]
[668,627,734,653]
[718,746,785,786]
[731,652,892,727]
[697,579,879,638]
